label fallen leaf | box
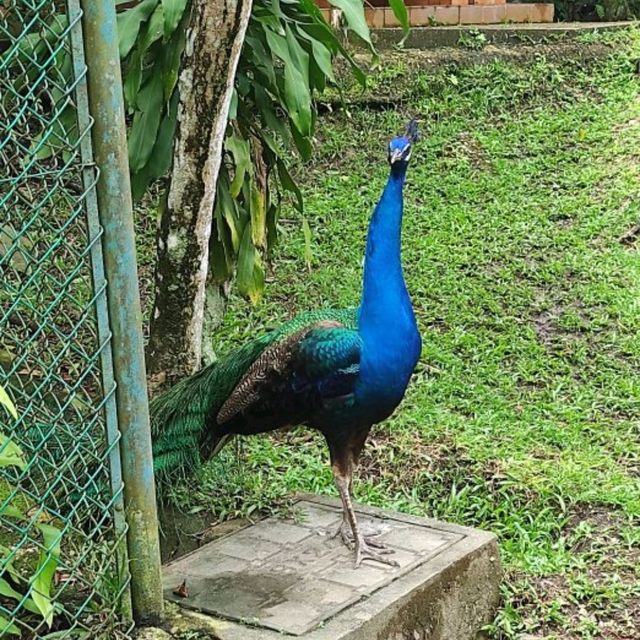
[173,579,188,598]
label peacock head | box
[388,119,419,166]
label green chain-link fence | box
[0,1,139,636]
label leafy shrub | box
[458,28,488,50]
[0,384,63,636]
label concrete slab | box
[162,495,502,640]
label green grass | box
[155,31,640,640]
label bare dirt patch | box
[619,222,640,248]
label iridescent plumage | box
[151,121,421,567]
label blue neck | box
[359,162,411,335]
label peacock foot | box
[332,520,398,567]
[332,520,387,550]
[354,537,400,569]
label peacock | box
[151,120,422,567]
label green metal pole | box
[80,0,164,624]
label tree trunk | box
[201,279,227,366]
[146,0,252,393]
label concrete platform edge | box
[159,495,502,640]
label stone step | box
[161,495,501,640]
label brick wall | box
[318,2,555,25]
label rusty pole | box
[80,0,164,623]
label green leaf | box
[141,3,165,50]
[0,433,26,470]
[254,84,290,142]
[130,92,178,201]
[123,50,143,110]
[284,62,312,137]
[117,0,159,58]
[146,91,179,180]
[209,219,233,284]
[0,578,24,601]
[217,180,243,253]
[244,34,276,88]
[310,38,335,83]
[0,615,20,637]
[209,237,232,284]
[29,103,76,162]
[228,90,238,120]
[161,0,189,38]
[0,577,40,616]
[294,23,336,81]
[266,202,279,250]
[30,523,62,627]
[249,178,267,248]
[291,123,312,160]
[327,0,372,47]
[276,160,303,211]
[285,24,310,88]
[302,217,313,269]
[236,224,264,304]
[388,0,409,38]
[0,384,17,420]
[128,73,164,172]
[263,25,286,59]
[297,16,367,86]
[250,260,265,305]
[225,135,251,199]
[216,201,236,264]
[0,543,17,576]
[0,503,26,520]
[161,24,186,101]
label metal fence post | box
[79,0,164,623]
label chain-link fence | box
[0,1,135,637]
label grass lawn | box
[147,30,640,640]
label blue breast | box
[355,305,421,422]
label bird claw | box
[354,540,400,569]
[332,521,387,550]
[333,521,398,567]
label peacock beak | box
[390,145,411,164]
[389,149,403,164]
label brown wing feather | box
[216,320,342,424]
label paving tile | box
[379,526,453,553]
[319,559,390,590]
[216,534,281,561]
[294,503,343,530]
[260,600,322,636]
[252,519,313,544]
[166,553,247,579]
[267,535,338,571]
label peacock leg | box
[332,466,399,568]
[331,505,387,550]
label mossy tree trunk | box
[146,0,252,393]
